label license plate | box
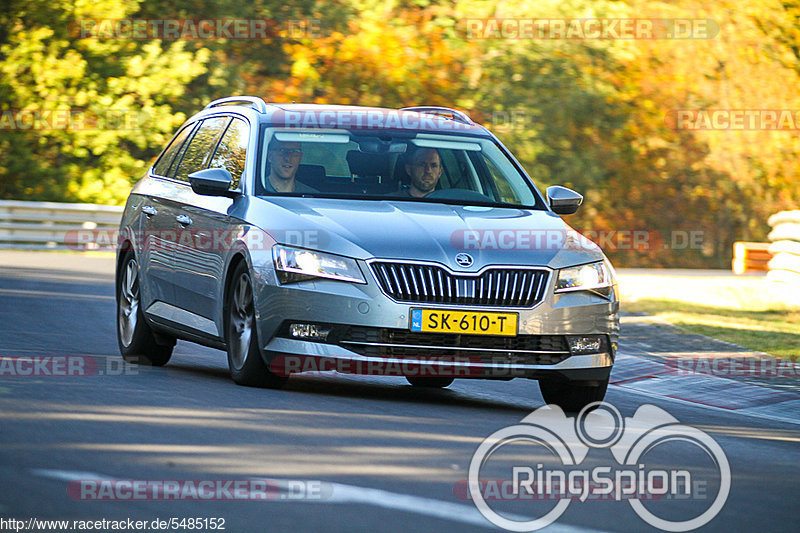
[410,309,518,336]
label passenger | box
[264,139,317,193]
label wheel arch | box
[221,250,251,338]
[115,239,135,301]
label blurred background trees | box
[1,0,798,267]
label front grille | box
[370,262,549,307]
[339,326,570,365]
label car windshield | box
[256,128,545,209]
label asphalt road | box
[1,252,798,533]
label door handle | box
[141,205,157,217]
[176,214,193,227]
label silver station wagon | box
[116,96,619,411]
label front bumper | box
[264,336,613,381]
[251,261,619,382]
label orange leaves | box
[259,4,471,108]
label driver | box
[402,147,443,197]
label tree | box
[0,0,208,204]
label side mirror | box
[546,185,583,215]
[188,168,236,197]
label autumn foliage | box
[1,0,798,267]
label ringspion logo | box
[468,402,730,531]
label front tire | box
[539,378,609,412]
[117,252,173,366]
[226,263,286,388]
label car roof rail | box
[205,96,268,114]
[400,106,476,125]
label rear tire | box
[117,252,173,366]
[539,378,609,412]
[406,376,454,388]
[226,262,287,388]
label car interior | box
[292,150,401,195]
[260,145,483,197]
[259,145,434,196]
[254,132,540,208]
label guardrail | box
[0,199,123,250]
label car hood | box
[248,197,605,271]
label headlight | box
[555,261,613,294]
[273,245,366,284]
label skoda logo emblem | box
[455,253,474,268]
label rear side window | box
[209,118,249,190]
[173,116,231,182]
[152,124,195,177]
